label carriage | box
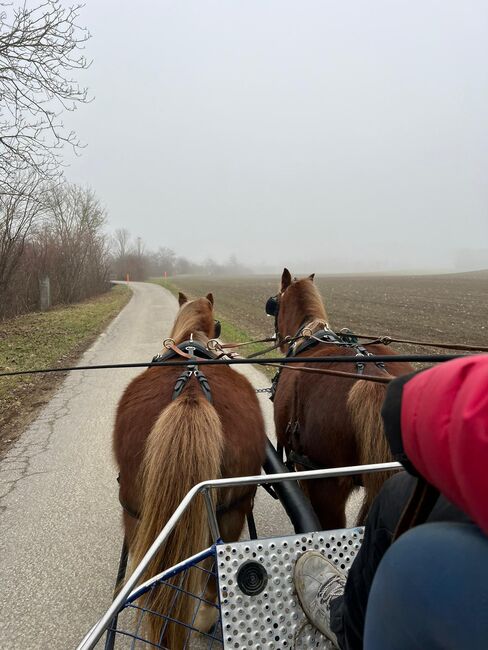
[77,449,400,650]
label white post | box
[39,276,51,311]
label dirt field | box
[165,271,488,356]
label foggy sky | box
[65,1,488,273]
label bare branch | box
[0,0,91,181]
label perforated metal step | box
[217,527,364,649]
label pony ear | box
[308,273,315,282]
[206,292,214,306]
[178,292,188,306]
[281,268,292,291]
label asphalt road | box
[0,282,361,649]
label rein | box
[207,335,285,359]
[209,335,276,350]
[267,362,392,384]
[343,332,488,353]
[0,353,469,379]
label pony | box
[267,269,412,529]
[113,291,266,648]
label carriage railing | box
[77,461,402,650]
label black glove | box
[381,371,421,477]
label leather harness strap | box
[153,340,214,403]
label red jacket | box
[400,355,488,535]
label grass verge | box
[149,278,277,377]
[0,284,132,456]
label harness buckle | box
[207,338,222,352]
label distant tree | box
[203,257,219,275]
[174,256,192,275]
[112,228,130,259]
[157,246,176,276]
[0,1,91,187]
[221,254,251,276]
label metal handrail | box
[77,461,401,649]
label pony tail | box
[347,380,391,523]
[128,394,223,648]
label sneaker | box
[294,551,346,647]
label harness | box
[118,339,215,519]
[270,325,388,401]
[152,339,214,403]
[267,317,390,478]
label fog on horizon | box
[64,1,488,274]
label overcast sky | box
[65,1,488,273]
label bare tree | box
[0,1,91,185]
[0,171,46,312]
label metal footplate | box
[217,527,364,649]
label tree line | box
[0,2,250,320]
[0,1,106,318]
[110,228,251,281]
[0,180,110,319]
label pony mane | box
[288,278,329,322]
[170,299,213,344]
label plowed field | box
[166,271,488,355]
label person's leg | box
[364,522,488,650]
[296,473,469,650]
[330,472,417,649]
[296,473,417,649]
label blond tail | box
[129,395,223,648]
[347,380,391,523]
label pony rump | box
[128,392,223,648]
[347,380,392,522]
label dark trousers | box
[330,472,469,650]
[364,522,488,649]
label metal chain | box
[255,387,273,393]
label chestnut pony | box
[113,292,266,647]
[269,269,412,529]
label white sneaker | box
[294,551,346,648]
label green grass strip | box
[0,284,132,422]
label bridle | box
[265,293,280,338]
[265,291,326,349]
